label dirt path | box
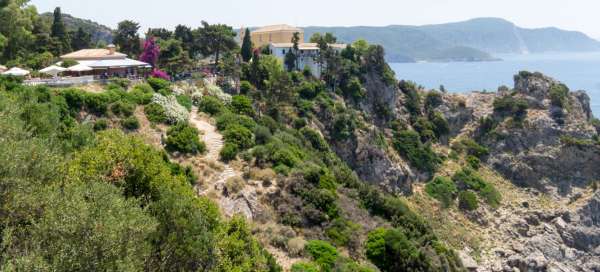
[189,107,242,214]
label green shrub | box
[332,114,356,140]
[215,112,256,131]
[129,84,154,105]
[223,124,254,150]
[84,93,111,115]
[425,176,457,208]
[220,143,239,162]
[305,240,339,271]
[549,83,569,108]
[298,81,323,100]
[466,155,481,169]
[199,96,225,115]
[325,218,359,247]
[109,78,131,89]
[239,81,254,95]
[254,125,272,145]
[293,118,307,129]
[176,95,192,111]
[110,101,135,117]
[301,128,328,151]
[452,168,501,207]
[94,118,109,131]
[493,95,528,120]
[230,95,254,116]
[425,91,443,109]
[147,77,171,92]
[291,262,320,272]
[458,191,479,211]
[453,138,489,158]
[393,130,441,173]
[399,80,421,116]
[165,123,205,154]
[342,77,365,100]
[121,116,140,130]
[144,103,167,123]
[366,228,431,271]
[430,111,450,138]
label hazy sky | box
[30,0,600,38]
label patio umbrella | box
[2,67,30,76]
[67,63,93,72]
[0,65,7,73]
[40,65,67,77]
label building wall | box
[252,31,304,48]
[269,45,322,77]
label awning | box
[2,67,30,76]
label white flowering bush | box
[191,91,204,105]
[151,94,189,124]
[205,84,232,104]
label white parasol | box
[67,63,93,72]
[2,67,30,76]
[40,65,67,77]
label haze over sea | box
[390,52,600,116]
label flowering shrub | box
[150,94,189,124]
[140,37,160,67]
[205,84,231,103]
[150,69,170,81]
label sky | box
[30,0,600,38]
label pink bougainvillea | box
[140,37,160,68]
[151,69,170,80]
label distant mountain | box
[40,12,113,46]
[305,18,600,62]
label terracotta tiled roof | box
[253,24,303,34]
[61,49,127,60]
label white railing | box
[24,76,96,87]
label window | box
[282,49,286,54]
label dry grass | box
[225,176,245,195]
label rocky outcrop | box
[481,73,600,195]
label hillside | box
[40,12,113,45]
[305,18,600,62]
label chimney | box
[107,44,116,55]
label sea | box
[390,52,600,117]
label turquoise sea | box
[390,52,600,117]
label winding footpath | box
[190,107,238,191]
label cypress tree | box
[50,7,71,54]
[240,28,253,62]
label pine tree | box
[240,28,253,62]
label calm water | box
[390,52,600,116]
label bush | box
[144,103,167,123]
[430,111,450,138]
[549,83,569,108]
[466,155,481,169]
[165,123,205,154]
[94,119,109,131]
[453,138,489,158]
[110,101,135,117]
[452,168,501,207]
[150,94,190,124]
[291,262,320,272]
[393,130,441,173]
[493,95,528,120]
[129,84,154,105]
[301,128,328,151]
[325,218,359,247]
[332,114,356,140]
[399,80,421,116]
[223,125,255,150]
[230,95,254,116]
[176,95,192,111]
[199,96,225,115]
[220,143,239,162]
[239,81,254,95]
[342,77,365,100]
[425,176,457,208]
[254,125,272,145]
[458,191,479,211]
[298,81,322,100]
[147,77,171,92]
[425,91,443,109]
[84,93,111,115]
[109,78,131,89]
[366,228,431,271]
[121,116,140,130]
[305,240,339,270]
